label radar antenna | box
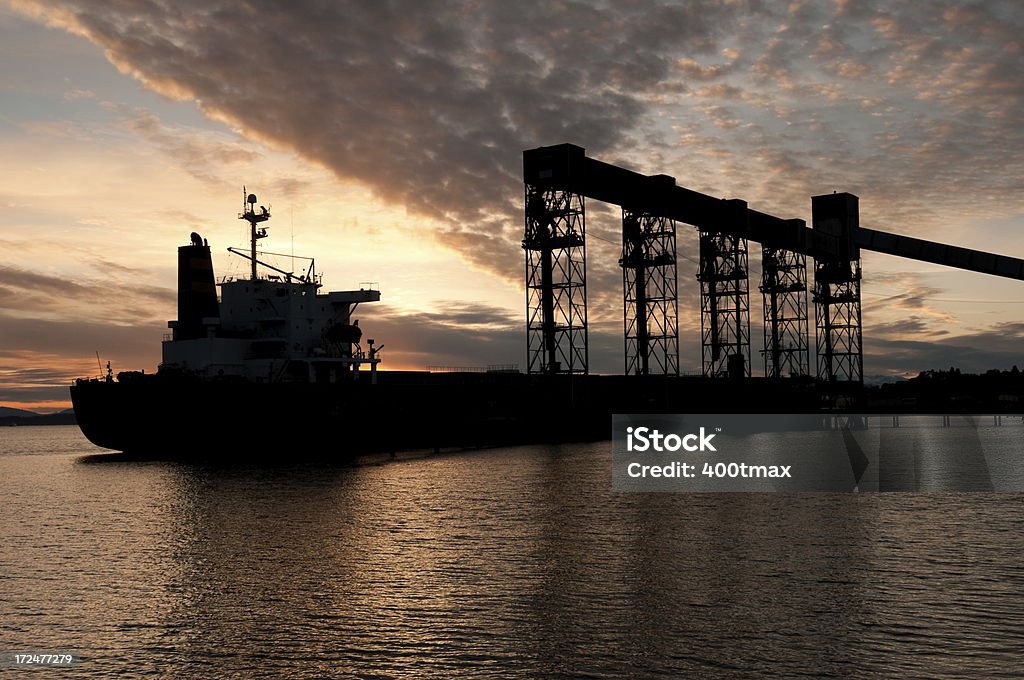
[239,187,270,280]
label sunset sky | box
[2,0,1023,410]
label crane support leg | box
[523,184,588,374]
[621,209,679,376]
[698,230,750,378]
[760,242,809,378]
[812,193,863,385]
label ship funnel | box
[175,235,219,341]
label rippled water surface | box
[1,425,1023,677]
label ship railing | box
[485,364,520,373]
[426,364,521,373]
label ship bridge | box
[162,192,382,383]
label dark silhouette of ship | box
[70,193,1022,459]
[69,193,620,457]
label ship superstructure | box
[161,192,382,384]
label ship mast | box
[239,189,270,280]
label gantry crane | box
[523,144,1024,384]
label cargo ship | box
[68,194,600,457]
[70,192,836,458]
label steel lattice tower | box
[698,230,750,378]
[760,244,810,378]
[812,193,863,384]
[813,260,863,383]
[520,146,1024,389]
[523,184,588,374]
[620,209,678,375]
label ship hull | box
[70,371,829,459]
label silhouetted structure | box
[812,193,862,383]
[523,143,1024,386]
[522,153,588,375]
[698,227,750,377]
[620,202,678,376]
[760,245,809,378]
[174,239,219,341]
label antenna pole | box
[239,190,270,281]
[251,217,257,281]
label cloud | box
[13,1,1024,240]
[0,375,75,407]
[0,347,139,407]
[119,107,263,183]
[358,302,520,370]
[864,321,1024,376]
[0,314,163,361]
[12,0,1023,273]
[869,317,950,339]
[356,300,642,373]
[0,264,175,325]
[11,0,750,282]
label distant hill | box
[0,407,77,426]
[0,406,39,417]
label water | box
[1,425,1022,677]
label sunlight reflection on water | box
[1,425,1022,677]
